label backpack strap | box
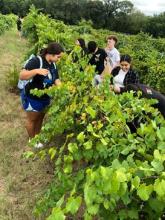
[53,62,56,69]
[18,55,43,91]
[37,55,56,70]
[37,55,43,69]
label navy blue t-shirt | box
[24,56,59,100]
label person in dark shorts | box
[19,42,64,146]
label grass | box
[6,64,20,93]
[0,29,53,220]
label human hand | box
[36,68,49,76]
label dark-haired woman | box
[19,42,64,144]
[110,54,139,93]
[75,38,88,57]
[72,38,88,64]
[88,41,108,85]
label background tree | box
[0,0,165,37]
[144,12,165,37]
[84,0,106,28]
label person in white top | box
[105,35,120,70]
[113,69,126,88]
[110,54,139,93]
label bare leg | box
[25,112,44,138]
[34,112,45,135]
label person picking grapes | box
[19,42,64,147]
[110,54,139,93]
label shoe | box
[34,142,44,149]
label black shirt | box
[89,48,107,75]
[24,56,59,100]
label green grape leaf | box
[65,196,82,215]
[137,184,153,201]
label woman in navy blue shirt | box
[20,42,64,142]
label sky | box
[130,0,165,15]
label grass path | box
[0,29,52,220]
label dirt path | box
[0,29,52,220]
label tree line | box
[0,0,165,37]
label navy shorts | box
[20,90,50,112]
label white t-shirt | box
[105,47,120,69]
[113,69,127,88]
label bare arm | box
[20,69,37,80]
[20,68,49,80]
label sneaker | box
[34,142,44,149]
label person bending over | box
[19,42,64,145]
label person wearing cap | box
[105,35,120,70]
[110,54,139,93]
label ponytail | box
[40,48,48,57]
[40,42,64,58]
